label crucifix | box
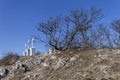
[27,39,30,49]
[32,37,35,48]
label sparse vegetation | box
[0,52,19,66]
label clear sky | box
[0,0,120,58]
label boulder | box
[50,55,56,60]
[0,68,8,77]
[70,56,77,62]
[12,62,30,76]
[42,63,49,67]
[54,58,68,70]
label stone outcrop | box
[0,68,8,77]
[0,48,120,80]
[12,62,30,76]
[54,58,68,70]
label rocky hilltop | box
[0,48,120,80]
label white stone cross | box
[25,43,27,50]
[27,39,30,49]
[32,37,35,48]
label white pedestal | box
[30,48,35,56]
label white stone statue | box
[49,49,53,55]
[24,43,27,56]
[23,38,36,56]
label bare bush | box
[0,52,19,66]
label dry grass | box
[0,52,20,66]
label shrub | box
[0,52,20,66]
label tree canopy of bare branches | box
[36,7,104,50]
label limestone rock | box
[12,62,30,76]
[42,63,49,67]
[70,56,77,62]
[0,68,8,77]
[50,55,56,60]
[54,58,68,70]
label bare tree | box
[96,25,113,48]
[111,19,120,33]
[36,17,62,50]
[64,7,103,49]
[111,19,120,47]
[102,26,113,48]
[88,25,105,48]
[36,7,103,50]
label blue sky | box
[0,0,120,58]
